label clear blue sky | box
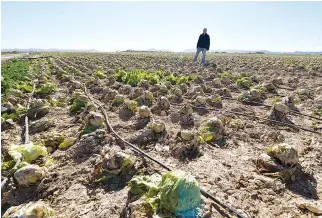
[1,1,322,52]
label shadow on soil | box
[195,107,209,116]
[118,108,135,122]
[287,169,318,200]
[87,172,135,193]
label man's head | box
[203,28,207,34]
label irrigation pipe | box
[1,81,37,190]
[176,94,321,122]
[83,85,172,171]
[20,56,52,60]
[182,90,321,121]
[191,104,322,136]
[219,96,322,121]
[83,84,247,218]
[230,90,286,98]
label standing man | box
[194,28,210,64]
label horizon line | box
[2,48,322,53]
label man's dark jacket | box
[197,33,210,50]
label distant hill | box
[183,49,322,54]
[2,48,322,54]
[146,48,172,52]
[294,51,322,55]
[1,48,98,53]
[183,49,268,53]
[121,48,172,52]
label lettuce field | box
[1,52,322,218]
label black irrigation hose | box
[221,96,272,108]
[173,99,321,134]
[275,86,295,91]
[83,85,171,171]
[192,104,322,136]
[183,91,321,121]
[181,94,322,121]
[261,91,286,98]
[291,110,322,121]
[20,56,52,60]
[83,84,247,218]
[220,96,322,121]
[230,90,286,98]
[199,188,245,218]
[1,81,37,190]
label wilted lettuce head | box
[2,200,54,218]
[181,104,193,116]
[128,174,162,196]
[143,90,154,101]
[160,96,170,109]
[14,164,46,186]
[114,94,125,103]
[173,88,183,97]
[180,130,194,141]
[125,99,138,112]
[160,170,201,216]
[9,142,48,163]
[196,96,206,105]
[128,170,201,217]
[138,105,151,118]
[148,120,166,134]
[273,102,289,114]
[88,111,104,126]
[266,143,299,166]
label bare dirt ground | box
[1,53,30,62]
[1,52,322,218]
